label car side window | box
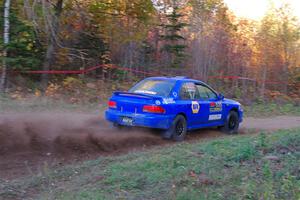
[196,84,218,100]
[180,82,200,100]
[196,84,209,99]
[206,87,218,99]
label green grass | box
[244,103,300,117]
[0,94,102,113]
[1,129,299,200]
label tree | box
[188,0,230,80]
[160,4,188,68]
[41,0,64,89]
[88,0,155,71]
[256,3,300,98]
[0,0,10,92]
[276,4,300,93]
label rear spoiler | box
[113,91,157,99]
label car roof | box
[145,76,206,84]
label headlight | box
[239,104,243,112]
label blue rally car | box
[105,76,243,141]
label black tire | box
[219,111,239,134]
[162,115,187,142]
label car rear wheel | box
[219,111,239,134]
[162,115,187,142]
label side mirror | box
[218,93,224,100]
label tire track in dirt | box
[0,113,299,180]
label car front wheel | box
[219,111,239,134]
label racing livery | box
[105,76,243,141]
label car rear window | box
[129,79,176,97]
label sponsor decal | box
[173,92,178,97]
[155,100,161,105]
[210,101,222,112]
[162,98,175,104]
[191,101,200,114]
[209,114,222,121]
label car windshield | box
[129,79,176,97]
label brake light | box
[108,101,117,109]
[143,105,165,114]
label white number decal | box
[209,114,222,120]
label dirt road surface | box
[0,113,299,180]
[242,116,300,130]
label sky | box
[224,0,300,20]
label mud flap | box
[161,128,173,139]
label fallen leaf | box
[198,173,214,185]
[189,170,197,178]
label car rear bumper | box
[105,109,174,130]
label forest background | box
[0,0,299,106]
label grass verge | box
[1,94,299,117]
[0,95,102,113]
[1,129,299,200]
[244,103,300,117]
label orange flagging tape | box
[25,64,160,76]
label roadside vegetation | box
[1,92,300,117]
[1,128,299,200]
[244,103,300,117]
[0,94,100,113]
[1,69,300,118]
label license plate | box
[122,117,133,125]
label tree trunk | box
[282,46,289,94]
[41,0,63,90]
[41,40,55,89]
[0,0,11,92]
[260,64,267,99]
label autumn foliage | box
[0,0,299,102]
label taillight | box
[108,100,117,109]
[143,105,165,114]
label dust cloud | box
[0,113,164,156]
